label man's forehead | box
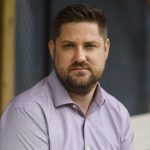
[54,22,105,44]
[59,22,100,34]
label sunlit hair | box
[52,3,108,40]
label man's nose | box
[73,47,86,63]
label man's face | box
[49,22,110,95]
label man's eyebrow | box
[62,40,74,44]
[84,41,99,45]
[85,41,98,43]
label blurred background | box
[0,0,150,116]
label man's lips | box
[71,68,88,70]
[69,68,90,75]
[70,67,89,71]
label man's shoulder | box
[101,87,130,118]
[8,75,54,111]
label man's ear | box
[48,40,55,60]
[104,38,110,60]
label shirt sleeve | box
[0,102,49,150]
[120,108,134,150]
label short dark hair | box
[52,3,108,40]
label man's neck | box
[69,84,97,114]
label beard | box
[55,61,105,96]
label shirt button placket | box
[83,118,91,150]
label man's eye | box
[63,44,74,49]
[86,44,97,49]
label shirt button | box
[72,104,77,109]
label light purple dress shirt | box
[0,70,134,150]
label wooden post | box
[0,0,3,115]
[0,0,16,115]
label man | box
[0,3,134,150]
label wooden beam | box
[0,0,16,114]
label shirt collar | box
[94,83,105,107]
[47,70,105,108]
[48,70,74,107]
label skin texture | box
[49,22,110,113]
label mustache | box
[69,61,91,70]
